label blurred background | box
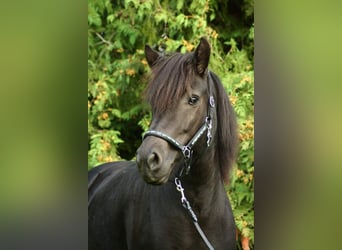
[0,1,87,249]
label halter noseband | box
[142,73,215,177]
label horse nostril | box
[147,152,161,171]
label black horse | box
[88,38,238,250]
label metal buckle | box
[206,117,213,146]
[209,96,215,108]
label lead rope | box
[175,177,215,250]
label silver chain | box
[174,177,215,249]
[174,177,198,222]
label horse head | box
[136,38,216,184]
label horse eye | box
[188,95,199,105]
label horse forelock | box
[145,53,195,115]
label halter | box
[142,72,216,249]
[142,72,215,177]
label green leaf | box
[176,0,184,10]
[107,14,114,23]
[112,109,122,118]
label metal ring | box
[182,146,192,158]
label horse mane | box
[145,52,195,115]
[210,72,238,184]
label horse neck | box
[181,144,226,213]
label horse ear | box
[145,45,160,67]
[193,37,211,76]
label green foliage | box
[88,0,254,247]
[213,33,254,246]
[227,67,254,244]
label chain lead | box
[174,177,214,249]
[175,177,198,222]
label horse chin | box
[143,174,169,185]
[139,163,174,185]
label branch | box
[95,32,112,46]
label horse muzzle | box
[136,137,178,185]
